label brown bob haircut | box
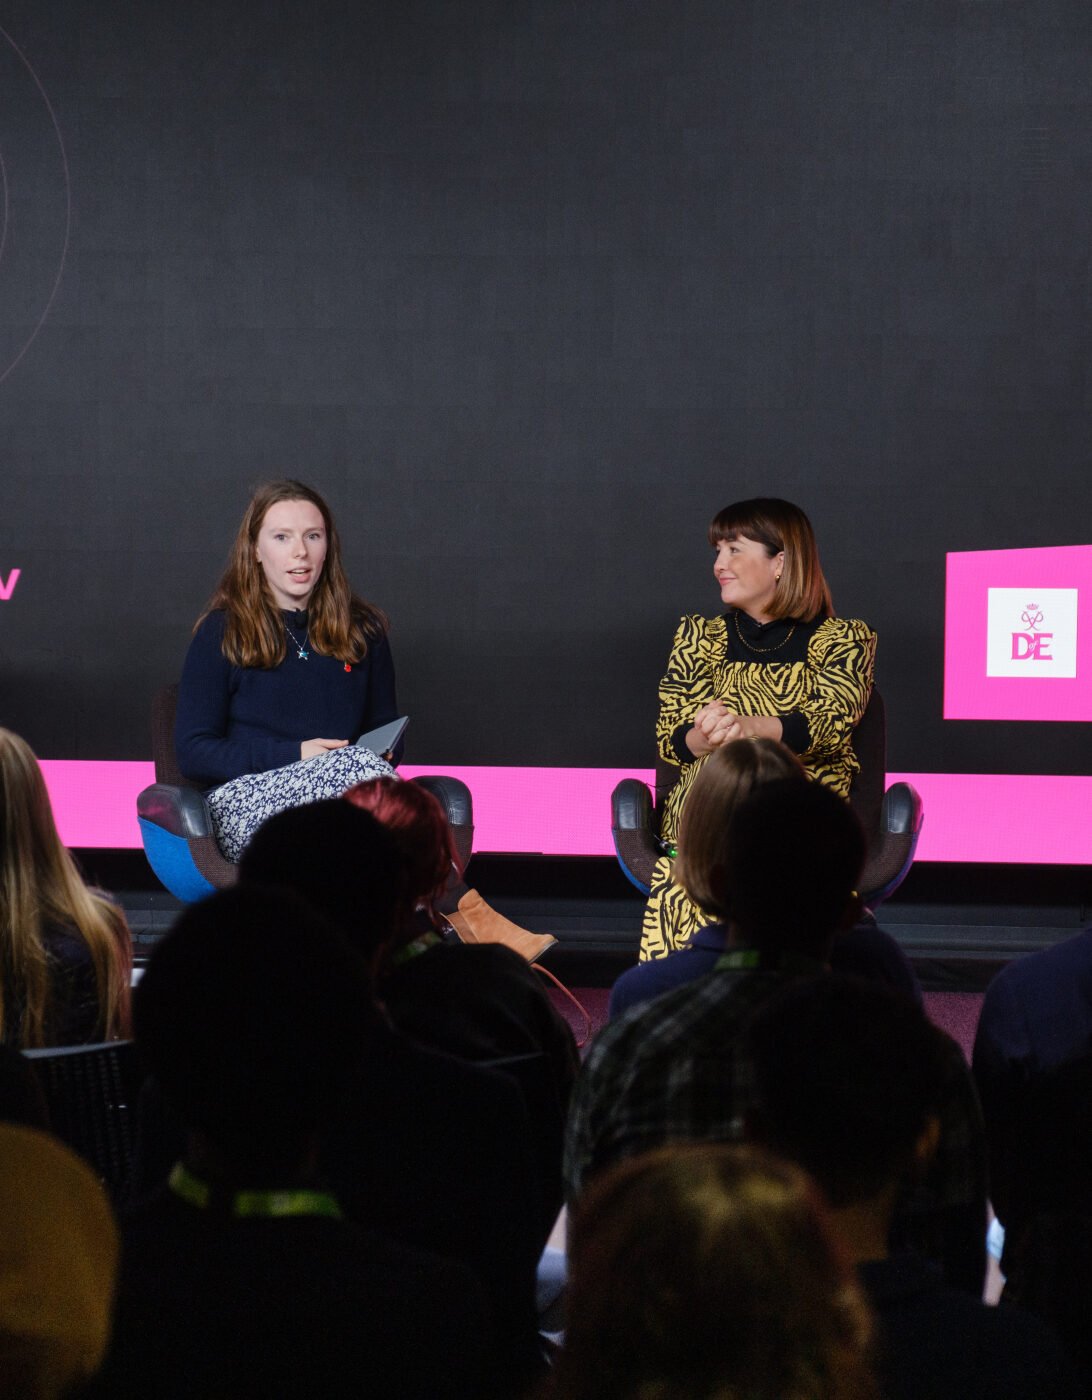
[709,497,833,622]
[198,479,387,669]
[674,739,806,921]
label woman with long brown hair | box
[175,480,398,860]
[0,728,131,1047]
[644,497,876,960]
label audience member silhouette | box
[564,778,988,1293]
[347,777,577,1225]
[90,884,496,1400]
[238,799,546,1391]
[546,1143,879,1400]
[0,728,131,1046]
[244,784,578,1245]
[973,926,1092,1391]
[973,924,1092,1231]
[608,740,919,1019]
[0,1122,118,1400]
[746,975,1081,1400]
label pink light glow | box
[887,772,1092,865]
[41,761,155,849]
[398,766,657,858]
[945,544,1092,721]
[38,761,1092,864]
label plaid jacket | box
[564,959,988,1293]
[564,960,797,1203]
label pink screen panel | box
[40,761,1092,864]
[945,544,1092,721]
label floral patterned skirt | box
[205,746,395,863]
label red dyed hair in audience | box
[343,778,455,933]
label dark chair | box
[136,684,475,903]
[611,688,923,908]
[23,1040,142,1205]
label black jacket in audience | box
[89,1186,495,1400]
[860,1253,1081,1400]
[379,940,579,1241]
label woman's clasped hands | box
[686,703,783,757]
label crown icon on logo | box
[1020,603,1044,631]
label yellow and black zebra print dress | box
[640,609,876,961]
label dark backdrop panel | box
[1,0,1089,772]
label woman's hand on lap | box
[301,738,349,760]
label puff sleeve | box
[655,615,724,767]
[798,618,876,759]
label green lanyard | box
[388,929,443,967]
[713,949,761,972]
[168,1162,343,1220]
[712,948,826,976]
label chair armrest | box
[859,781,925,908]
[881,780,923,838]
[137,783,214,840]
[611,779,659,897]
[612,777,654,833]
[412,775,474,878]
[412,774,473,828]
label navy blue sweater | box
[175,609,398,788]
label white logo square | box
[986,587,1079,678]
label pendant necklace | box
[284,620,310,660]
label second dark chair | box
[611,688,923,909]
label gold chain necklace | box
[733,609,796,655]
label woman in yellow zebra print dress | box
[641,498,876,961]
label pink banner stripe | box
[41,761,156,850]
[38,761,1092,865]
[887,772,1092,865]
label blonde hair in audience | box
[0,730,131,1047]
[552,1144,878,1400]
[674,739,805,921]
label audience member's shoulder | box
[587,972,726,1070]
[609,943,724,1019]
[830,916,922,1005]
[361,1015,526,1113]
[861,1254,1082,1400]
[989,926,1092,998]
[395,940,541,986]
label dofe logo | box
[986,586,1078,680]
[1011,602,1052,662]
